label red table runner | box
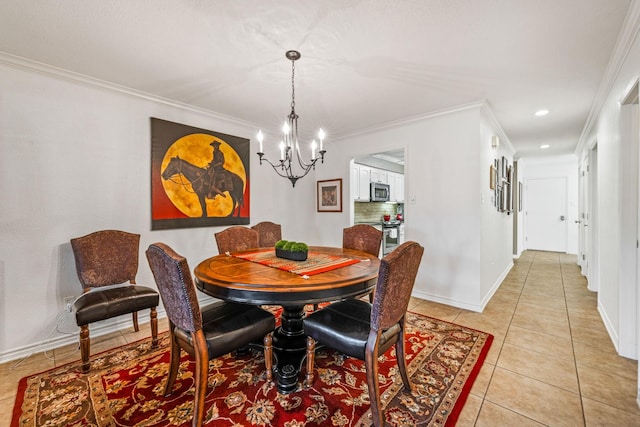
[232,249,360,277]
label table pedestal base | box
[271,305,308,394]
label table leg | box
[271,305,308,394]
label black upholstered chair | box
[146,242,275,427]
[70,230,159,373]
[343,224,383,303]
[214,226,259,254]
[303,241,424,427]
[251,221,282,247]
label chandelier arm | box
[259,156,295,178]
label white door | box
[525,177,567,252]
[579,156,589,277]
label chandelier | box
[256,50,326,187]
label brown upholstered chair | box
[343,224,383,303]
[70,230,159,373]
[251,221,282,247]
[303,241,424,427]
[343,224,383,257]
[214,226,259,254]
[146,242,275,427]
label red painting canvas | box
[151,117,250,230]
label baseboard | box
[411,261,514,313]
[598,301,619,354]
[411,290,484,312]
[0,307,167,365]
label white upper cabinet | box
[351,163,371,201]
[387,172,405,202]
[352,163,403,202]
[370,168,388,184]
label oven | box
[382,222,400,255]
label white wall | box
[0,58,321,361]
[480,112,516,303]
[0,57,516,360]
[519,155,580,254]
[575,2,640,361]
[316,104,514,312]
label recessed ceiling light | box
[535,109,549,116]
[540,144,550,149]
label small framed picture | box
[489,165,497,190]
[317,179,342,212]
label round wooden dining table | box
[194,246,380,394]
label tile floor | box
[1,251,639,426]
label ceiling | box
[0,0,633,158]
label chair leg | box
[264,333,273,383]
[132,311,140,332]
[164,325,180,397]
[192,330,208,427]
[150,307,158,347]
[79,324,91,373]
[395,326,413,393]
[303,337,315,388]
[365,332,383,427]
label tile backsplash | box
[354,202,398,223]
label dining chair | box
[70,230,159,373]
[303,241,424,427]
[343,223,383,257]
[214,226,259,253]
[146,242,276,427]
[251,221,282,247]
[343,223,383,303]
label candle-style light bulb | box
[311,140,317,160]
[282,122,291,147]
[257,130,264,153]
[318,128,325,151]
[279,141,285,160]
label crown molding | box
[0,51,257,130]
[335,100,487,142]
[575,0,640,155]
[479,102,516,156]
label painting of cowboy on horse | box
[161,139,246,218]
[150,118,250,230]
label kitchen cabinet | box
[370,169,387,184]
[352,163,403,202]
[387,172,405,202]
[351,163,371,201]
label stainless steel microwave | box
[370,182,390,202]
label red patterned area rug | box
[11,312,492,426]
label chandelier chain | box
[290,59,296,113]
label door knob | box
[560,215,565,221]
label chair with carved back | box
[343,224,383,257]
[343,223,383,303]
[214,226,259,254]
[146,242,275,427]
[70,230,159,373]
[251,221,282,247]
[303,241,424,427]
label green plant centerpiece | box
[275,240,309,261]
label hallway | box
[409,250,640,425]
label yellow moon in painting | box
[161,134,246,217]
